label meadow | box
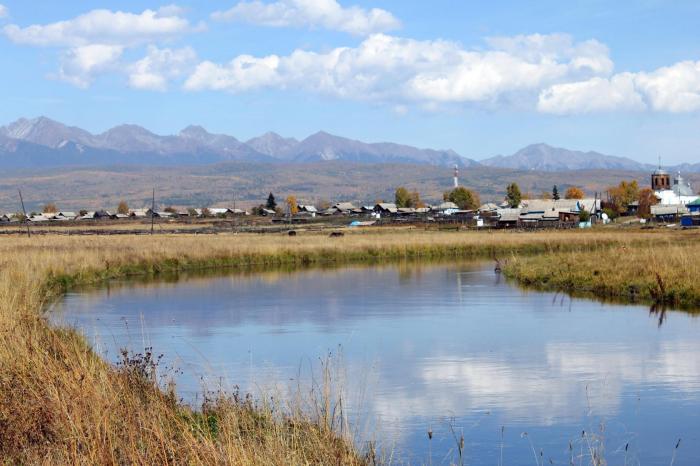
[0,227,697,463]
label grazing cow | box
[288,230,297,236]
[329,231,344,238]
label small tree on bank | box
[42,203,57,213]
[607,180,640,215]
[637,187,658,218]
[395,187,411,208]
[565,186,585,199]
[444,187,480,210]
[117,200,129,215]
[395,187,424,208]
[266,192,277,211]
[286,195,298,215]
[505,183,522,208]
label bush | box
[603,207,618,220]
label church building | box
[651,167,698,205]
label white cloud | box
[54,44,124,88]
[635,60,700,112]
[538,73,646,114]
[538,60,700,114]
[3,6,200,89]
[2,7,194,47]
[128,46,197,91]
[0,4,8,19]
[184,33,612,107]
[211,0,400,36]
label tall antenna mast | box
[453,165,459,188]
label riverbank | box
[0,228,695,463]
[502,232,700,310]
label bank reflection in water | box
[52,262,700,465]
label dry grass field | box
[0,227,697,463]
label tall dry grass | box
[0,227,691,463]
[503,230,700,309]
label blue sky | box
[0,0,699,163]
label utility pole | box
[18,189,30,238]
[593,191,598,224]
[151,187,155,235]
[232,191,237,234]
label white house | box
[652,168,698,205]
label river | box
[51,261,700,465]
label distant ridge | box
[0,117,476,169]
[0,117,695,172]
[480,143,655,172]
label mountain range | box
[0,116,697,172]
[0,117,475,169]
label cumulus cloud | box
[538,60,700,114]
[184,33,612,107]
[636,60,700,112]
[538,73,646,114]
[2,7,194,47]
[54,44,124,88]
[3,6,200,88]
[211,0,400,36]
[0,4,8,19]
[128,46,197,91]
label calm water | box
[52,262,700,465]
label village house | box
[374,203,398,216]
[489,198,600,228]
[297,204,318,214]
[321,202,357,215]
[79,210,114,220]
[434,202,459,215]
[651,204,688,222]
[54,211,77,220]
[493,208,520,227]
[687,198,700,214]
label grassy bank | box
[503,230,700,309]
[0,228,694,463]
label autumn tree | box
[42,203,57,213]
[505,183,522,208]
[395,187,423,208]
[409,190,424,208]
[117,200,129,215]
[552,185,560,201]
[444,187,481,210]
[565,186,585,199]
[286,195,298,215]
[266,192,277,210]
[395,187,411,208]
[607,180,640,215]
[637,187,658,218]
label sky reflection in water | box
[52,262,700,465]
